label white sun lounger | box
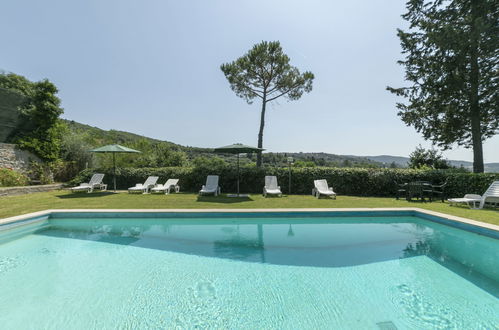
[263,176,282,197]
[312,179,337,199]
[128,176,159,194]
[151,179,180,194]
[199,175,221,196]
[70,173,107,193]
[448,181,499,209]
[448,194,482,208]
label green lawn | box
[1,190,498,226]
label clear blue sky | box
[1,0,498,162]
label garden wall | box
[73,167,499,197]
[0,143,41,174]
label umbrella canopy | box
[214,143,263,154]
[89,144,141,153]
[89,144,141,191]
[214,143,264,196]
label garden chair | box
[199,175,221,196]
[128,176,159,194]
[395,181,407,200]
[151,179,180,194]
[263,176,282,197]
[430,180,448,202]
[70,173,107,193]
[448,181,499,209]
[312,179,336,199]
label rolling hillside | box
[64,119,499,171]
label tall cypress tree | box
[387,0,498,173]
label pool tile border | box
[1,208,498,234]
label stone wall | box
[0,183,63,197]
[0,143,41,174]
[0,88,25,142]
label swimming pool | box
[0,210,498,329]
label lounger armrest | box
[201,185,206,190]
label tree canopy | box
[408,145,451,169]
[221,41,314,167]
[387,0,498,173]
[0,72,65,161]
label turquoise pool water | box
[0,212,498,329]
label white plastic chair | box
[70,173,107,193]
[448,181,499,209]
[263,176,282,197]
[128,176,159,194]
[151,179,180,194]
[312,179,336,199]
[199,175,221,196]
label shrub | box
[71,167,499,197]
[0,168,29,187]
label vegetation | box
[73,166,499,198]
[0,191,498,226]
[0,72,65,161]
[408,145,451,170]
[221,41,314,167]
[64,120,386,169]
[387,0,498,173]
[0,168,29,187]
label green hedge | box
[71,167,499,197]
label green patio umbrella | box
[214,143,264,197]
[89,144,141,192]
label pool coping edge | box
[1,208,498,232]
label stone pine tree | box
[221,41,314,167]
[387,0,498,173]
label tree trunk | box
[256,96,267,167]
[470,0,484,173]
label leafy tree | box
[389,162,398,169]
[294,160,316,167]
[342,160,352,167]
[192,156,227,170]
[60,131,95,170]
[221,41,314,167]
[387,0,498,173]
[408,145,451,169]
[0,72,65,161]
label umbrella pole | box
[237,153,240,196]
[113,153,116,192]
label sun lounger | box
[312,179,336,199]
[70,173,107,193]
[128,176,159,194]
[199,175,221,196]
[151,179,180,194]
[448,194,482,208]
[263,176,282,197]
[448,181,499,209]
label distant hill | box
[63,120,214,158]
[64,119,499,172]
[365,155,410,167]
[366,155,499,173]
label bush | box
[71,167,499,197]
[0,168,29,187]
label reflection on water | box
[33,216,499,296]
[36,217,497,275]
